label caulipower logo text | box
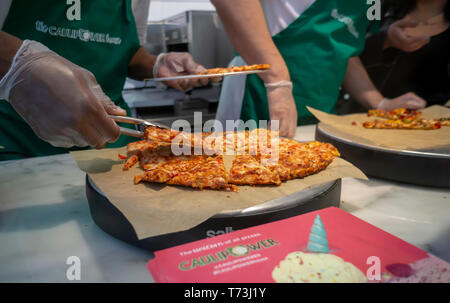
[178,238,279,271]
[170,113,280,164]
[35,20,122,45]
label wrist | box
[152,53,166,78]
[265,80,293,90]
[376,98,391,109]
[260,65,290,83]
[365,91,385,109]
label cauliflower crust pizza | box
[121,127,340,192]
[198,64,271,76]
[363,108,449,130]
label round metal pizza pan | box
[315,123,450,188]
[85,175,341,252]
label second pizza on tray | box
[121,127,340,192]
[362,108,450,130]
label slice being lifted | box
[198,64,271,75]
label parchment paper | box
[71,147,366,239]
[308,105,450,151]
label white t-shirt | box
[216,0,317,124]
[0,0,150,45]
[260,0,315,36]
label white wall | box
[149,0,216,21]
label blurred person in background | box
[338,0,449,114]
[212,0,428,139]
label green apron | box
[0,0,140,160]
[241,0,370,126]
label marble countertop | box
[0,125,449,282]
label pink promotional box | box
[147,207,450,283]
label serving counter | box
[0,125,448,282]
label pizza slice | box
[144,126,184,143]
[123,140,171,170]
[134,155,238,191]
[229,64,271,72]
[198,64,271,75]
[228,155,283,186]
[277,140,339,180]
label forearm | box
[0,31,22,79]
[342,57,384,109]
[127,46,157,81]
[211,0,290,83]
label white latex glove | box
[153,52,215,91]
[0,40,125,149]
[265,81,298,138]
[377,92,427,111]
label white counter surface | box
[0,125,449,282]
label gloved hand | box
[0,40,125,149]
[153,52,218,91]
[265,81,298,138]
[385,17,430,52]
[377,92,427,111]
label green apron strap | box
[241,0,370,126]
[0,0,140,160]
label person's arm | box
[343,57,426,110]
[342,57,384,109]
[128,0,211,91]
[127,46,157,80]
[0,30,125,149]
[211,0,297,138]
[211,0,289,83]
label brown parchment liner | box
[308,105,450,151]
[71,144,366,239]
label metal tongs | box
[109,115,170,138]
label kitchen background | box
[124,0,233,129]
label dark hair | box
[382,0,450,21]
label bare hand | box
[378,92,427,111]
[385,17,430,52]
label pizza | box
[367,108,421,122]
[121,128,339,192]
[134,155,238,192]
[364,108,448,130]
[363,119,442,130]
[198,64,271,75]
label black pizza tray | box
[315,123,450,188]
[85,175,341,252]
